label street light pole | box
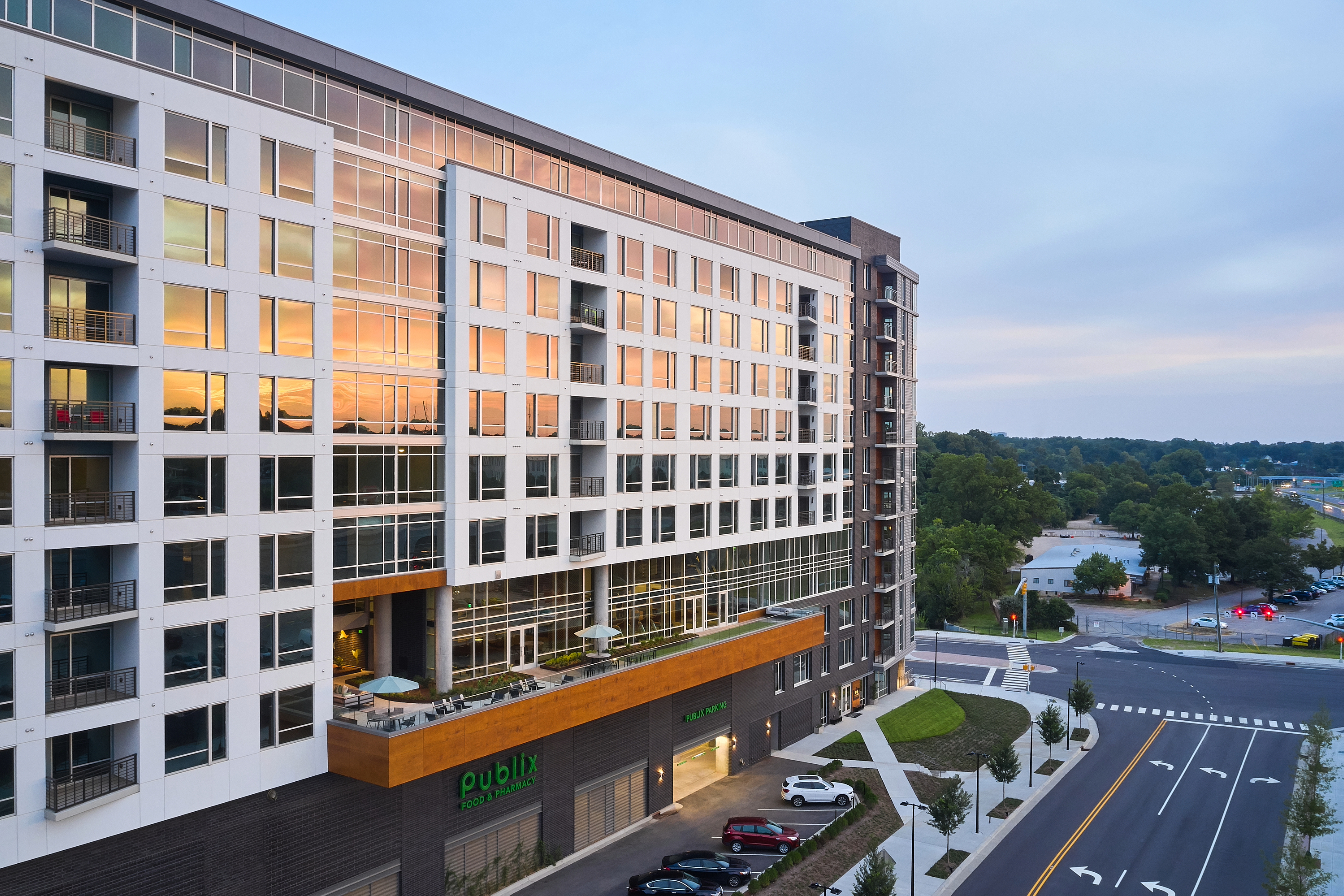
[899,801,928,896]
[966,751,988,833]
[1214,562,1222,653]
[1028,718,1034,787]
[933,632,939,689]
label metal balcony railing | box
[44,208,136,256]
[570,533,605,557]
[571,304,606,329]
[798,387,818,403]
[45,117,136,167]
[46,306,136,345]
[876,538,897,554]
[799,301,817,320]
[878,357,898,375]
[882,319,896,340]
[799,470,816,486]
[46,667,137,713]
[882,430,905,445]
[570,419,605,441]
[46,755,138,812]
[570,362,605,385]
[799,429,816,444]
[571,246,605,273]
[877,573,897,590]
[45,400,136,434]
[798,511,816,526]
[570,476,605,497]
[46,491,135,525]
[798,345,816,362]
[878,500,896,516]
[46,580,137,624]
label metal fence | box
[1081,617,1280,649]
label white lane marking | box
[983,667,996,686]
[1109,704,1119,711]
[1239,718,1247,724]
[1139,707,1147,714]
[1159,723,1210,816]
[1196,713,1204,720]
[1190,730,1258,895]
[1269,721,1279,728]
[1223,716,1232,723]
[1166,711,1174,717]
[1167,719,1303,734]
[1254,719,1263,726]
[1181,712,1189,719]
[1124,706,1133,712]
[1115,869,1127,889]
[1283,722,1294,730]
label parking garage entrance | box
[673,734,731,802]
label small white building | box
[1021,544,1148,597]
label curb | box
[916,630,1078,646]
[933,720,1099,895]
[1148,647,1344,670]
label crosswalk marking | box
[1195,713,1204,720]
[1239,718,1247,724]
[1003,644,1031,692]
[1283,722,1293,730]
[1182,712,1189,719]
[1269,721,1279,728]
[1224,716,1232,723]
[1138,707,1147,714]
[1094,703,1306,733]
[1124,706,1133,712]
[1166,710,1174,717]
[1255,719,1263,726]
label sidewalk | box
[1153,647,1344,670]
[913,629,1078,646]
[1305,728,1344,880]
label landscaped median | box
[1142,637,1344,661]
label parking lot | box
[512,756,842,896]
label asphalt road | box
[943,635,1344,896]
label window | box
[259,217,314,280]
[775,410,792,442]
[651,455,674,491]
[0,746,8,817]
[752,455,770,486]
[616,345,642,386]
[526,334,560,379]
[164,197,225,266]
[0,65,11,137]
[825,414,839,443]
[335,372,444,435]
[719,265,739,301]
[261,685,314,747]
[651,506,675,543]
[823,374,838,404]
[689,306,710,343]
[164,456,226,516]
[689,405,710,441]
[774,497,790,528]
[653,402,676,440]
[775,324,793,357]
[775,367,792,399]
[258,376,314,433]
[617,291,644,332]
[258,297,314,357]
[468,390,506,436]
[719,312,739,347]
[690,455,712,489]
[259,457,314,511]
[469,519,506,564]
[527,272,559,319]
[619,237,643,278]
[164,112,226,183]
[526,211,559,259]
[164,539,226,602]
[825,294,840,324]
[469,260,507,311]
[0,555,9,622]
[653,246,676,286]
[838,637,854,668]
[751,364,769,397]
[651,351,676,389]
[617,400,642,439]
[793,652,812,685]
[0,361,9,428]
[752,273,769,308]
[690,356,712,393]
[333,444,444,506]
[749,409,768,442]
[719,454,738,487]
[839,599,854,628]
[776,281,792,313]
[525,455,559,497]
[750,318,767,353]
[163,285,226,349]
[824,334,838,364]
[334,513,445,580]
[525,394,558,438]
[163,370,225,431]
[823,454,836,483]
[332,299,443,369]
[164,621,226,687]
[468,455,506,500]
[775,454,792,485]
[718,500,738,535]
[773,660,786,693]
[719,360,738,394]
[259,137,315,203]
[617,455,642,493]
[689,503,711,539]
[652,297,677,338]
[823,493,836,523]
[718,406,738,440]
[693,257,712,295]
[0,651,11,720]
[525,515,558,558]
[260,610,314,668]
[165,703,227,773]
[333,150,443,236]
[616,508,642,547]
[470,326,507,374]
[469,196,507,248]
[820,644,831,675]
[259,533,314,590]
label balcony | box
[877,320,897,343]
[45,117,136,167]
[798,345,816,362]
[875,539,897,556]
[571,304,606,331]
[46,755,138,817]
[798,301,817,322]
[878,285,900,306]
[570,419,606,442]
[44,400,136,439]
[46,667,137,713]
[571,246,605,273]
[876,402,899,414]
[798,510,817,526]
[799,429,816,444]
[328,610,825,787]
[880,431,907,447]
[571,532,605,558]
[43,208,137,265]
[876,358,899,376]
[571,476,605,498]
[798,470,816,487]
[876,573,898,591]
[876,501,897,520]
[570,362,605,385]
[46,307,135,345]
[797,387,818,404]
[46,580,137,627]
[46,491,135,526]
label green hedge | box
[750,782,877,890]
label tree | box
[1266,708,1337,896]
[1107,499,1148,537]
[1237,536,1308,600]
[915,547,976,627]
[927,778,973,876]
[1068,679,1096,735]
[1071,552,1130,598]
[852,843,898,896]
[1153,448,1208,486]
[986,740,1021,803]
[1303,543,1342,580]
[1036,703,1066,760]
[1141,507,1209,586]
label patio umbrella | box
[576,624,621,658]
[357,675,420,716]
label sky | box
[230,0,1344,444]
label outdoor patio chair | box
[561,675,574,684]
[509,684,522,698]
[452,698,467,712]
[526,680,539,691]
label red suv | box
[722,816,800,854]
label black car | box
[1289,590,1317,601]
[663,851,753,889]
[629,870,724,896]
[1275,594,1300,606]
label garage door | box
[310,866,399,896]
[573,764,646,851]
[444,806,542,883]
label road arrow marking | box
[1071,866,1102,885]
[1250,777,1280,784]
[1141,883,1175,896]
[1200,767,1226,778]
[1149,761,1174,770]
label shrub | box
[748,881,761,893]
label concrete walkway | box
[1307,728,1344,882]
[782,680,1094,896]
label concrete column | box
[592,565,610,655]
[434,586,453,693]
[374,593,392,677]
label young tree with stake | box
[1036,703,1066,761]
[986,740,1022,808]
[928,778,973,876]
[852,841,898,896]
[1068,678,1096,741]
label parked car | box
[1240,603,1277,618]
[1315,581,1338,591]
[1275,594,1300,606]
[1284,633,1322,649]
[1190,615,1227,629]
[662,852,752,889]
[1288,590,1317,602]
[782,774,855,807]
[1325,614,1344,627]
[1328,577,1344,586]
[722,817,800,854]
[629,871,723,896]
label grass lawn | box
[1036,759,1065,776]
[1143,638,1342,661]
[904,770,958,805]
[815,730,872,762]
[1071,727,1089,741]
[889,692,1031,772]
[877,690,965,743]
[950,608,1071,642]
[926,849,971,879]
[1315,512,1344,547]
[988,797,1023,819]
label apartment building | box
[0,3,917,894]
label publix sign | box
[684,700,728,723]
[459,752,539,811]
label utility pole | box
[1214,562,1222,653]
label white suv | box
[781,775,855,807]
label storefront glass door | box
[507,625,537,668]
[683,598,703,631]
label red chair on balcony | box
[89,410,105,428]
[55,408,71,428]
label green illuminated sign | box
[684,701,728,723]
[458,752,539,811]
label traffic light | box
[1010,614,1017,623]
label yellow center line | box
[1026,720,1167,896]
